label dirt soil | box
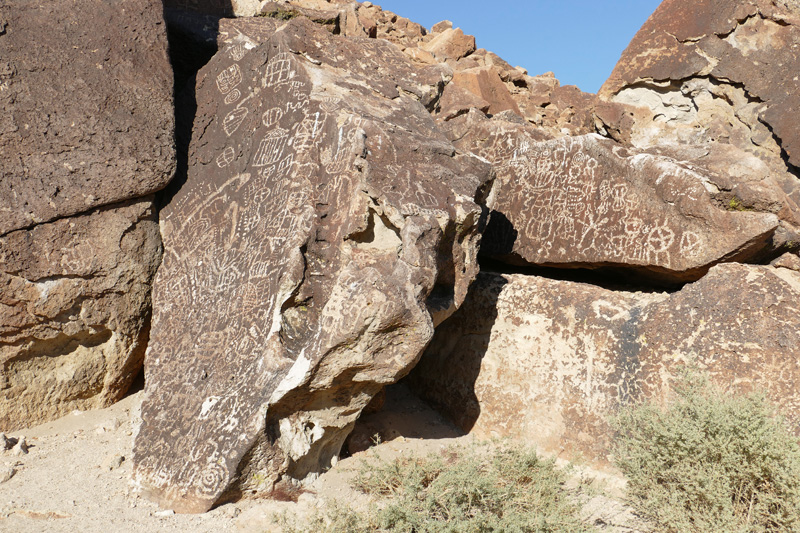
[0,384,647,532]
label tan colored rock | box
[0,0,174,235]
[420,27,476,61]
[451,66,521,117]
[132,18,492,513]
[409,263,800,468]
[772,251,800,272]
[402,47,438,65]
[447,123,778,282]
[0,198,162,431]
[431,20,453,33]
[437,83,491,121]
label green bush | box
[611,371,800,533]
[277,442,591,532]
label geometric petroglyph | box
[133,16,491,515]
[263,52,295,88]
[216,64,242,94]
[469,130,779,280]
[223,107,248,136]
[224,89,242,105]
[252,128,289,167]
[262,107,283,128]
[216,147,235,168]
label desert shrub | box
[277,442,591,532]
[611,371,800,533]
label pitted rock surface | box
[409,263,800,469]
[0,198,162,431]
[597,0,800,247]
[132,17,491,513]
[0,0,174,235]
[446,122,778,282]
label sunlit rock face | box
[597,0,800,253]
[132,17,492,513]
[409,262,800,469]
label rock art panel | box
[449,124,779,282]
[409,264,800,469]
[0,199,162,431]
[597,0,800,246]
[0,0,175,235]
[132,17,491,513]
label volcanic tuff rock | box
[0,0,175,235]
[443,114,779,282]
[132,17,491,513]
[0,198,162,431]
[409,263,800,468]
[597,0,800,250]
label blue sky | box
[375,1,664,93]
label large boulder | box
[132,17,491,513]
[409,262,800,469]
[0,0,175,235]
[444,114,779,283]
[0,199,162,431]
[597,0,800,250]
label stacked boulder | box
[409,0,800,471]
[0,0,174,430]
[6,0,800,513]
[131,15,492,512]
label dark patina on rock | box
[0,0,175,235]
[132,17,491,513]
[597,0,800,249]
[447,119,779,282]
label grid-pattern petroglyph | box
[133,17,490,513]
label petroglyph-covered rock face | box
[0,0,175,235]
[449,122,779,281]
[409,264,800,468]
[133,17,491,513]
[0,199,162,431]
[598,0,800,246]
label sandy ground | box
[0,384,647,532]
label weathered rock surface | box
[409,263,800,468]
[132,17,491,513]
[0,198,162,431]
[444,119,779,282]
[598,0,800,249]
[0,0,175,235]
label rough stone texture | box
[0,198,162,431]
[0,0,175,235]
[444,120,779,282]
[772,251,800,272]
[420,27,476,61]
[451,67,521,117]
[598,0,800,249]
[409,264,800,468]
[436,82,490,121]
[132,17,491,513]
